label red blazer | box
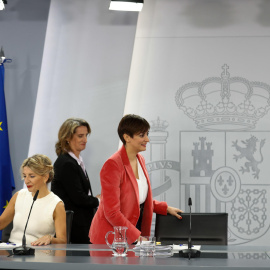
[89,145,168,244]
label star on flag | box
[3,200,9,209]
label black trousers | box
[70,225,90,244]
[136,203,144,231]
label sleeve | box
[101,159,140,243]
[153,200,168,215]
[56,161,99,209]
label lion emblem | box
[232,136,265,179]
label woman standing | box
[0,154,66,246]
[90,114,182,244]
[51,118,100,244]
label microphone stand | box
[179,197,201,260]
[13,190,39,255]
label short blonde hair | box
[55,118,91,156]
[21,154,54,183]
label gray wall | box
[1,0,138,194]
[0,0,51,190]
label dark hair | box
[118,114,150,145]
[55,118,91,156]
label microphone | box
[187,198,192,249]
[179,197,201,259]
[13,190,39,255]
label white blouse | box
[137,158,149,204]
[68,151,91,196]
[9,189,61,245]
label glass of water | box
[140,236,156,257]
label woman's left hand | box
[31,235,52,246]
[167,206,183,219]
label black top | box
[51,153,99,243]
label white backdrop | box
[124,0,270,245]
[28,0,270,246]
[28,0,138,193]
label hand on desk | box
[138,236,148,242]
[167,206,183,219]
[31,234,52,246]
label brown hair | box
[118,114,150,145]
[21,154,54,183]
[55,118,91,156]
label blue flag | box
[0,61,15,239]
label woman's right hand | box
[137,236,147,242]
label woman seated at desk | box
[90,114,183,244]
[0,154,66,246]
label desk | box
[0,245,270,270]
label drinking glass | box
[139,236,156,257]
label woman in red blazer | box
[89,114,182,244]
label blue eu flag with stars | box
[0,61,15,239]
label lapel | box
[66,154,91,194]
[137,154,152,204]
[85,170,93,195]
[119,145,140,206]
[137,154,150,189]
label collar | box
[119,144,140,165]
[68,151,84,166]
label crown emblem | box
[175,64,270,131]
[150,117,169,132]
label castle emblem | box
[190,137,214,177]
[175,64,270,131]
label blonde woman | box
[0,154,66,246]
